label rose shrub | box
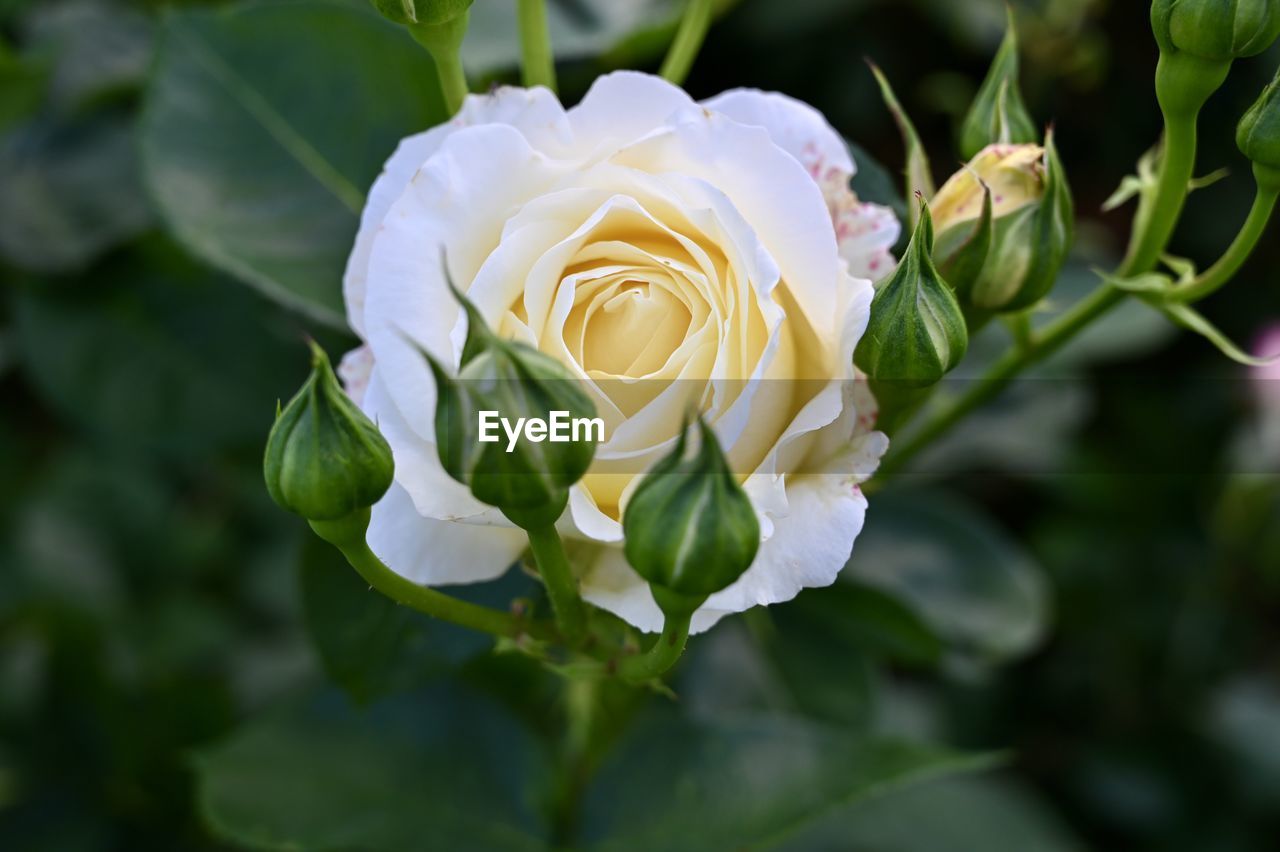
[341,71,898,632]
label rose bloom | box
[340,72,896,633]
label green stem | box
[878,284,1126,477]
[516,0,556,91]
[310,513,554,640]
[1170,181,1279,303]
[616,613,691,682]
[659,0,714,86]
[880,66,1218,477]
[526,524,587,645]
[409,12,470,116]
[1118,109,1198,277]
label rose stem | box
[659,0,714,86]
[616,613,692,683]
[517,0,557,92]
[525,523,588,646]
[879,93,1208,477]
[311,516,555,640]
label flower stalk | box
[311,509,556,641]
[526,523,588,646]
[409,10,471,115]
[517,0,556,91]
[660,0,714,86]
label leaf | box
[847,139,907,231]
[0,40,46,131]
[1160,302,1280,367]
[195,686,550,851]
[0,111,152,272]
[847,490,1049,665]
[867,61,934,215]
[300,534,538,704]
[778,775,1085,852]
[140,0,447,328]
[578,709,1000,851]
[7,238,309,457]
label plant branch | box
[310,515,555,640]
[659,0,714,86]
[517,0,556,91]
[526,523,588,645]
[615,612,691,683]
[1170,181,1279,302]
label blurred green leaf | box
[778,775,1084,851]
[8,239,307,456]
[0,41,46,131]
[299,534,510,704]
[848,139,907,222]
[579,709,1000,851]
[24,0,153,110]
[848,490,1049,665]
[195,686,549,851]
[0,111,151,272]
[140,0,446,328]
[758,583,941,725]
[1208,677,1280,811]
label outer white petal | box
[362,124,567,440]
[701,88,854,189]
[343,86,570,337]
[702,88,900,282]
[567,70,696,159]
[836,200,899,282]
[577,463,881,635]
[367,482,526,586]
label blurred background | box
[2,0,1279,849]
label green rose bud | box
[622,418,760,619]
[264,342,394,522]
[368,0,473,26]
[958,8,1038,160]
[1238,67,1280,185]
[855,198,969,395]
[1152,0,1280,61]
[933,133,1074,312]
[421,288,598,531]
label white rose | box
[342,72,895,633]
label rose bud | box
[1238,67,1280,188]
[368,0,472,26]
[1151,0,1280,115]
[855,198,968,428]
[622,418,760,620]
[1151,0,1280,62]
[421,289,598,531]
[264,341,394,523]
[958,8,1038,159]
[932,133,1073,313]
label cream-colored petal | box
[367,481,526,586]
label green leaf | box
[579,709,1000,851]
[140,0,447,328]
[847,139,907,223]
[779,775,1084,852]
[0,112,152,272]
[1160,302,1280,367]
[8,238,308,457]
[299,534,539,704]
[868,61,934,214]
[847,490,1049,665]
[195,686,549,851]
